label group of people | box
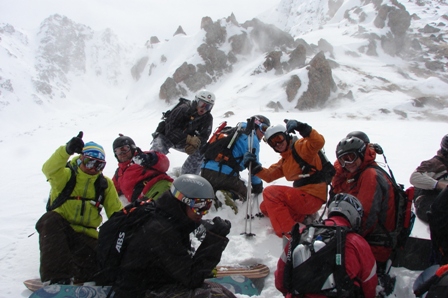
[34,88,448,297]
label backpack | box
[201,121,245,175]
[283,222,361,297]
[153,97,191,137]
[361,164,415,251]
[46,163,108,213]
[96,199,157,285]
[291,144,336,187]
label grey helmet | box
[194,90,216,110]
[112,134,136,160]
[328,193,364,232]
[170,174,215,206]
[441,134,448,153]
[346,131,370,144]
[336,136,366,160]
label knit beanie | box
[82,141,106,160]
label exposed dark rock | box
[285,75,301,102]
[173,26,186,36]
[318,39,334,56]
[228,32,252,55]
[184,71,213,92]
[159,77,186,101]
[366,39,378,56]
[131,56,149,80]
[150,36,160,44]
[288,44,307,69]
[243,18,294,52]
[266,101,284,112]
[422,24,441,34]
[173,62,196,83]
[201,17,226,46]
[296,52,336,110]
[388,8,411,37]
[226,13,239,26]
[197,43,228,75]
[263,51,283,74]
[294,39,313,55]
[425,60,445,71]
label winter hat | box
[82,141,106,160]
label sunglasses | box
[82,156,106,171]
[337,152,359,167]
[114,145,131,155]
[267,133,286,148]
[197,99,213,112]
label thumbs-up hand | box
[66,131,84,155]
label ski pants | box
[35,211,99,283]
[201,168,247,200]
[260,185,323,237]
[151,133,204,175]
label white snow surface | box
[0,0,447,297]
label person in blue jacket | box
[200,115,270,214]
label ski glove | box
[66,131,84,155]
[252,182,263,195]
[185,135,201,155]
[133,149,158,168]
[203,217,231,237]
[284,119,312,138]
[243,152,257,168]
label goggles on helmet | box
[171,186,213,215]
[114,145,131,156]
[338,152,359,167]
[197,99,213,112]
[267,133,286,148]
[82,156,106,171]
[254,118,269,134]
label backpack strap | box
[46,163,77,212]
[291,145,326,187]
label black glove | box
[133,149,158,168]
[251,182,263,195]
[202,217,231,237]
[66,131,84,155]
[243,152,258,168]
[284,119,312,137]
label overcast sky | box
[1,0,278,43]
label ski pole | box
[242,117,256,237]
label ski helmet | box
[170,174,215,215]
[253,115,271,134]
[328,193,364,232]
[336,136,366,161]
[346,131,370,144]
[263,124,290,151]
[112,134,136,160]
[195,90,215,110]
[441,134,448,153]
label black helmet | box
[346,131,370,144]
[441,134,448,153]
[336,136,366,160]
[112,134,136,159]
[328,193,364,232]
[170,174,215,215]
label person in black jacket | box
[151,90,215,175]
[112,174,235,298]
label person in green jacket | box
[36,131,122,285]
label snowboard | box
[25,263,269,292]
[28,275,262,297]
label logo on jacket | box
[116,232,125,252]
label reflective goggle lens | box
[191,199,213,215]
[83,156,106,171]
[197,99,213,112]
[257,123,269,134]
[338,152,358,167]
[114,145,131,155]
[267,134,286,147]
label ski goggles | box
[82,156,106,171]
[267,133,286,148]
[337,152,359,167]
[171,185,213,215]
[197,99,213,112]
[256,123,269,134]
[114,145,131,155]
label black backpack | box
[153,98,190,137]
[96,199,157,285]
[201,121,245,175]
[46,163,108,213]
[291,144,336,187]
[283,222,361,297]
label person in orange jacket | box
[242,120,327,238]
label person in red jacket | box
[112,134,173,203]
[243,120,327,238]
[332,136,395,273]
[275,193,378,298]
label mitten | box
[133,150,158,168]
[203,217,231,237]
[251,182,263,195]
[66,131,84,155]
[284,119,312,137]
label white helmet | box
[264,124,287,143]
[195,90,216,106]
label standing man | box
[243,120,327,238]
[36,132,122,285]
[201,115,270,214]
[151,90,215,175]
[112,174,234,298]
[410,134,448,223]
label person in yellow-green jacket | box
[36,131,122,286]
